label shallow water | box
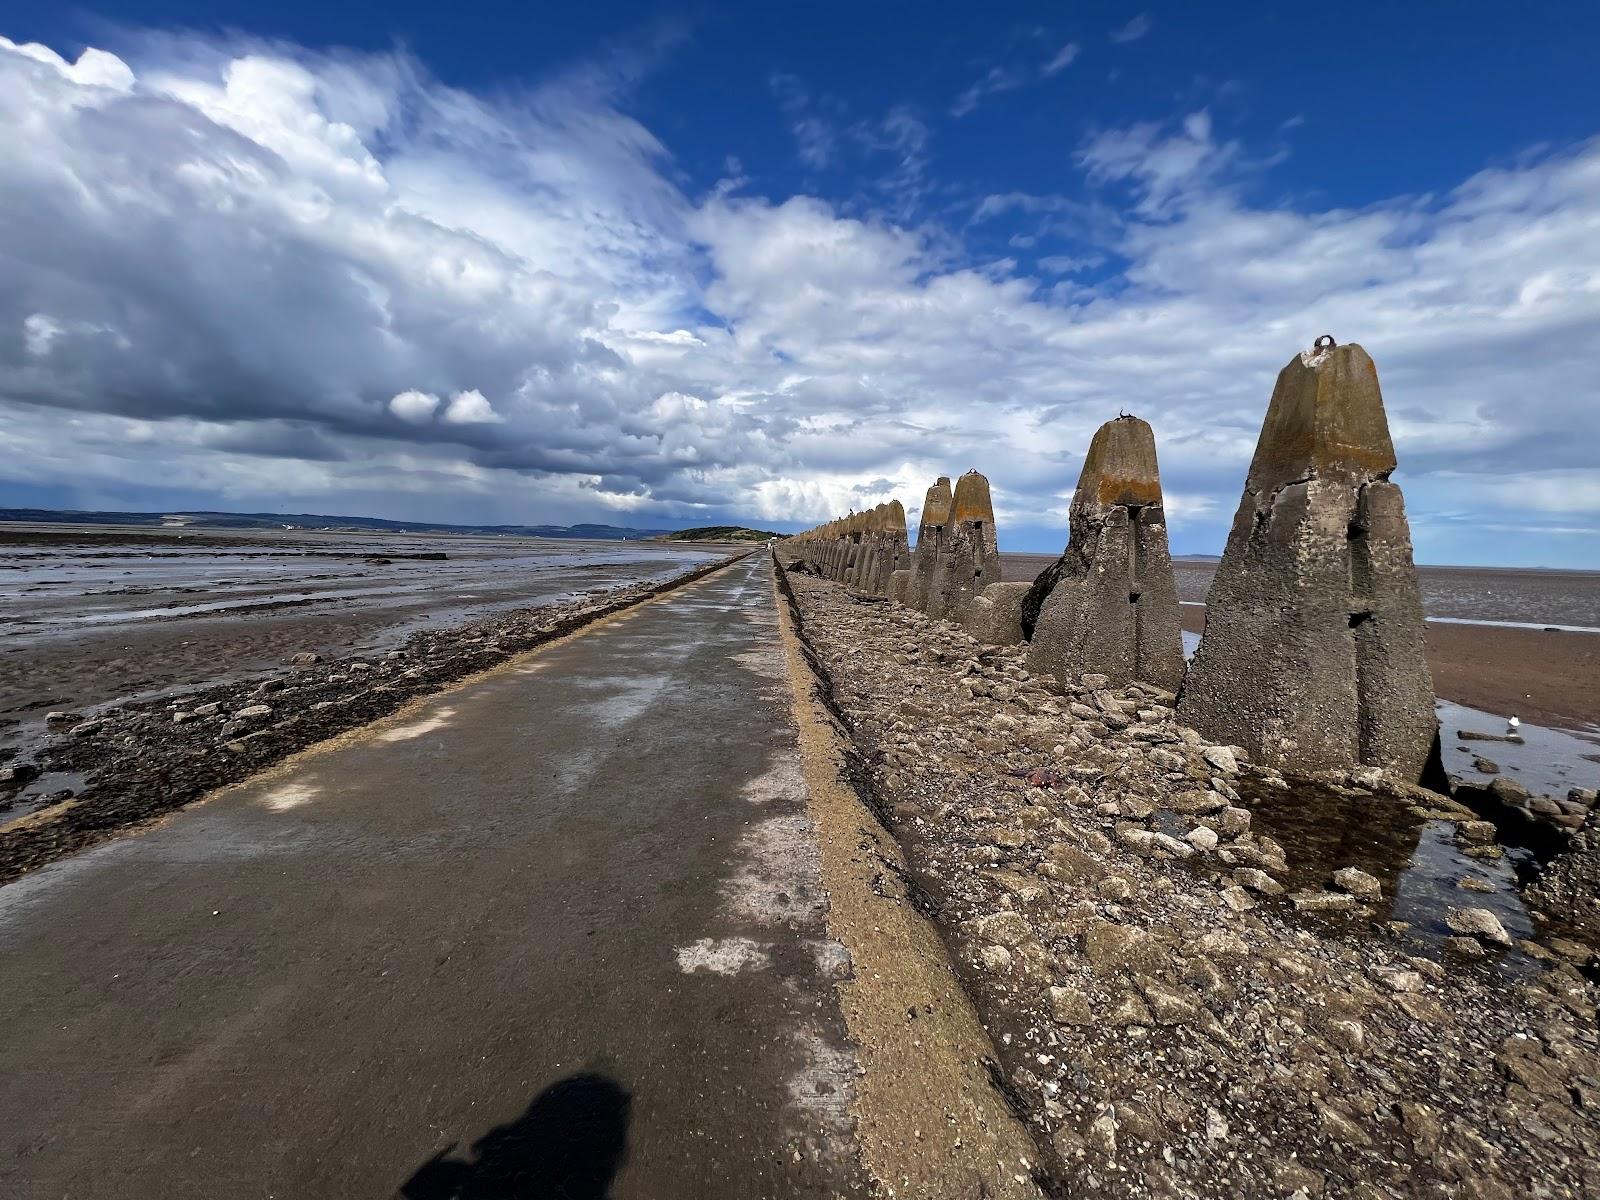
[1437,698,1599,799]
[1231,778,1541,976]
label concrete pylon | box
[845,511,869,586]
[1176,339,1437,781]
[926,470,1002,621]
[863,501,909,595]
[830,517,851,580]
[1026,416,1184,691]
[885,500,911,590]
[904,477,953,610]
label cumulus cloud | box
[0,31,1597,565]
[0,36,134,89]
[389,390,440,422]
[442,389,502,424]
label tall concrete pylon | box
[926,470,1002,621]
[1176,339,1438,780]
[864,500,909,595]
[1026,415,1184,691]
[901,477,953,610]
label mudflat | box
[0,523,718,746]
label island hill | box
[657,525,783,543]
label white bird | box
[1508,715,1521,730]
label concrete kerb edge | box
[769,552,1050,1200]
[0,551,754,875]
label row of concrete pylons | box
[784,501,912,595]
[781,340,1440,784]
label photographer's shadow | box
[399,1072,631,1200]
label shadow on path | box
[399,1073,631,1199]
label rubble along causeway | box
[777,562,1599,1199]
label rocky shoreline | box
[0,553,743,885]
[778,562,1599,1198]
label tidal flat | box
[0,523,721,827]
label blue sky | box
[1,3,1597,564]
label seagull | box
[1508,715,1521,731]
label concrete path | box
[0,554,867,1199]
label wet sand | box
[1,523,719,751]
[1003,553,1600,734]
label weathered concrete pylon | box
[1026,415,1184,691]
[862,500,909,595]
[897,477,953,609]
[886,500,911,589]
[925,470,1002,621]
[839,512,863,585]
[855,507,878,588]
[1176,339,1437,781]
[830,516,854,581]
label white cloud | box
[951,66,1027,118]
[23,314,63,357]
[952,37,1083,118]
[0,36,135,90]
[1078,110,1236,214]
[441,388,502,424]
[771,72,835,169]
[1043,42,1081,76]
[1109,14,1154,44]
[389,390,440,422]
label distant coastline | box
[0,506,674,541]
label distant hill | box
[0,507,675,541]
[659,525,783,543]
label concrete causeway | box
[0,554,868,1198]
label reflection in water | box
[400,1072,631,1200]
[1235,778,1540,976]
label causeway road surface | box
[0,553,868,1198]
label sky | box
[1,2,1597,564]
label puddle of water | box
[1228,778,1542,977]
[1,769,88,821]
